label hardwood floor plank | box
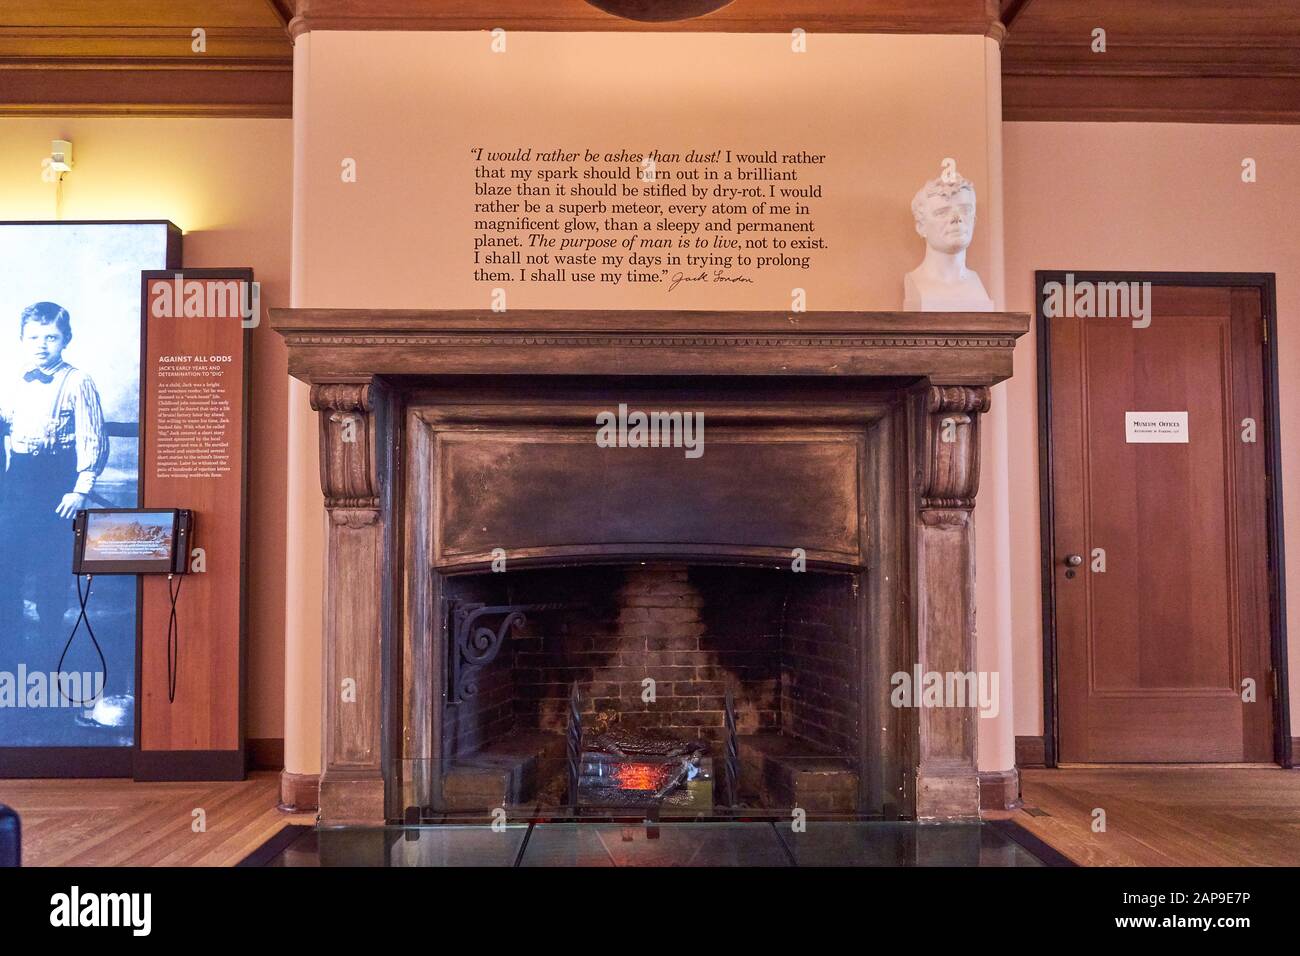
[1006,767,1300,867]
[4,767,1298,866]
[0,772,314,867]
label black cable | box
[166,573,183,703]
[57,574,107,706]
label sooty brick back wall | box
[442,563,860,759]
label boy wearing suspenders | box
[0,302,109,644]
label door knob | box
[1063,554,1083,567]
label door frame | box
[1036,270,1292,768]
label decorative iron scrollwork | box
[567,681,582,811]
[724,687,739,808]
[446,601,570,704]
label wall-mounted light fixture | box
[50,139,74,173]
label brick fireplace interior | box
[437,562,863,816]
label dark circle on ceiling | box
[584,0,735,23]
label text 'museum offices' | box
[1,0,1299,879]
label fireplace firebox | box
[271,309,1028,825]
[434,562,864,817]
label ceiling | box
[2,1,1297,122]
[1003,0,1300,123]
[0,0,292,116]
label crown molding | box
[0,23,291,117]
[0,60,291,117]
[286,0,1005,38]
[1000,0,1300,123]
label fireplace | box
[271,309,1027,824]
[436,562,864,816]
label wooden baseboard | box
[0,746,132,778]
[978,768,1021,811]
[913,767,981,820]
[133,749,245,782]
[278,770,320,813]
[1014,735,1298,768]
[318,771,386,825]
[248,738,285,771]
[1016,735,1047,768]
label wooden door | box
[1048,281,1275,762]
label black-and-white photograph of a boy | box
[0,302,109,640]
[0,221,171,748]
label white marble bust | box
[903,168,993,312]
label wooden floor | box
[0,771,315,866]
[986,767,1300,866]
[3,767,1298,865]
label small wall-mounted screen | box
[73,508,188,575]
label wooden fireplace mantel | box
[272,308,1029,824]
[269,308,1028,384]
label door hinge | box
[1271,670,1279,700]
[1262,315,1269,345]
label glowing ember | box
[612,762,675,791]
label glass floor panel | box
[264,824,530,867]
[521,822,792,867]
[248,820,1065,867]
[777,821,1044,867]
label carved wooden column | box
[311,382,387,824]
[914,384,989,819]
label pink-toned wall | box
[296,31,1001,309]
[0,117,292,742]
[286,30,1017,777]
[17,77,1292,780]
[1003,122,1300,737]
[16,51,1289,783]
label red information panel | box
[137,269,252,780]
